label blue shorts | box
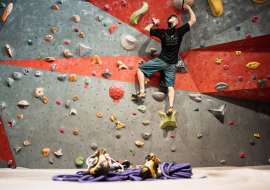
[138,58,176,87]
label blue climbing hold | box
[27,39,33,45]
[235,26,241,31]
[200,42,206,48]
[194,108,199,112]
[172,161,177,165]
[253,75,256,80]
[1,3,6,8]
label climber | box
[132,4,196,115]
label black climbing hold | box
[250,139,255,145]
[142,132,152,140]
[208,104,226,124]
[116,134,121,139]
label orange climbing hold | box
[68,74,77,82]
[74,95,78,101]
[17,115,23,119]
[109,24,119,34]
[91,55,102,66]
[73,130,79,135]
[96,113,103,118]
[42,148,50,157]
[42,96,48,104]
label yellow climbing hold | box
[208,0,223,17]
[235,51,241,55]
[215,58,223,65]
[135,141,144,146]
[246,62,260,69]
[254,133,260,138]
[111,114,117,121]
[130,2,149,25]
[252,0,267,3]
[116,121,125,129]
[145,77,150,84]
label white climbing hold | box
[189,94,202,102]
[79,44,92,56]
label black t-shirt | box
[150,23,190,64]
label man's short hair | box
[167,14,178,28]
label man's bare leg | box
[137,68,145,93]
[167,87,175,115]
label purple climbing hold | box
[237,76,243,81]
[1,103,7,110]
[7,120,15,127]
[92,71,96,76]
[35,71,42,76]
[252,16,258,22]
[24,69,30,75]
[8,160,12,166]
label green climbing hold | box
[138,105,147,113]
[27,39,33,45]
[37,52,44,60]
[158,111,178,129]
[130,2,149,25]
[60,0,65,4]
[84,77,90,85]
[96,16,104,21]
[130,148,135,155]
[104,20,110,27]
[1,3,6,8]
[75,157,84,165]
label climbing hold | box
[189,94,202,102]
[35,88,44,98]
[14,147,22,154]
[214,82,229,91]
[121,0,127,6]
[239,153,244,158]
[69,108,77,115]
[80,32,85,38]
[130,148,135,155]
[63,49,74,57]
[44,35,53,42]
[245,34,251,39]
[102,69,112,77]
[96,113,103,118]
[200,42,206,48]
[267,75,270,80]
[12,72,22,80]
[84,77,90,85]
[73,130,79,135]
[42,97,48,104]
[171,134,175,138]
[139,60,144,64]
[92,71,96,76]
[73,15,80,23]
[250,139,255,145]
[104,4,110,10]
[52,27,57,34]
[45,57,55,62]
[35,71,42,77]
[215,58,223,64]
[53,4,59,10]
[24,69,30,75]
[142,120,150,125]
[138,105,147,113]
[121,35,137,51]
[253,75,256,80]
[257,79,267,86]
[194,108,199,112]
[68,74,77,81]
[56,100,61,105]
[117,61,128,70]
[90,143,98,150]
[208,104,226,124]
[7,78,14,87]
[7,120,15,127]
[133,112,137,115]
[91,55,102,66]
[220,160,226,165]
[8,160,12,166]
[152,92,165,102]
[171,146,176,152]
[246,62,260,69]
[237,76,243,82]
[229,121,234,125]
[252,0,267,3]
[197,134,202,138]
[111,114,117,121]
[54,149,63,156]
[27,39,33,45]
[116,134,121,139]
[158,111,178,129]
[234,26,241,31]
[172,0,184,10]
[235,51,241,56]
[2,3,13,22]
[104,20,110,27]
[65,100,70,108]
[149,48,157,56]
[223,65,229,70]
[96,15,104,21]
[18,100,29,108]
[74,95,78,101]
[17,115,23,119]
[1,103,7,111]
[116,121,125,129]
[1,3,6,8]
[51,64,57,72]
[79,44,92,56]
[109,83,125,103]
[130,2,148,25]
[60,128,65,133]
[60,0,65,4]
[23,141,31,146]
[254,133,260,138]
[135,141,144,146]
[208,0,223,17]
[142,132,152,140]
[252,16,258,22]
[37,52,44,60]
[57,74,66,81]
[109,24,119,34]
[65,40,70,44]
[49,157,53,164]
[42,148,50,157]
[75,157,84,165]
[5,45,13,57]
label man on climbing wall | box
[132,4,196,115]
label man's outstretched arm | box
[144,18,160,33]
[183,4,196,27]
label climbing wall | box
[0,0,270,169]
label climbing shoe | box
[166,107,173,115]
[139,153,161,180]
[132,92,146,98]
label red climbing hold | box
[109,24,119,34]
[60,128,65,133]
[267,75,270,80]
[229,121,233,125]
[239,153,244,158]
[171,134,175,138]
[168,126,172,130]
[109,83,125,103]
[245,34,251,39]
[237,76,243,81]
[132,112,137,115]
[105,4,109,10]
[252,16,258,22]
